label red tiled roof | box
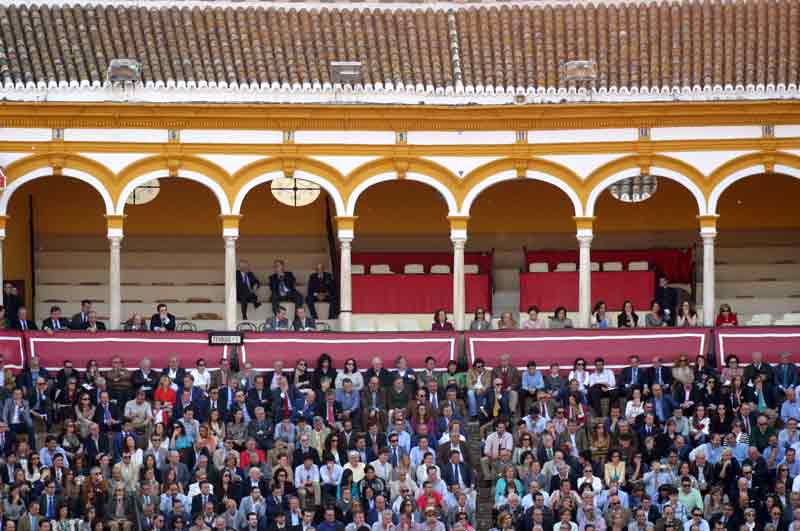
[0,0,796,101]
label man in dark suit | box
[673,379,703,416]
[82,310,107,332]
[266,306,290,331]
[3,283,21,324]
[93,390,121,432]
[440,449,475,491]
[42,306,69,332]
[744,351,775,385]
[291,307,316,332]
[236,260,261,320]
[775,352,798,395]
[70,299,92,330]
[83,422,109,466]
[618,355,650,398]
[150,304,176,332]
[191,481,217,517]
[306,263,337,320]
[12,306,37,331]
[268,260,303,316]
[655,275,678,326]
[647,357,673,391]
[37,481,64,520]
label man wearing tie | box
[648,356,672,391]
[442,450,474,495]
[268,260,303,316]
[306,263,337,320]
[37,482,62,521]
[191,481,217,517]
[12,307,37,331]
[42,306,69,333]
[619,355,649,398]
[150,304,176,332]
[236,260,261,321]
[93,391,121,433]
[18,500,41,531]
[776,352,798,396]
[70,299,92,330]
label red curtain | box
[352,274,491,313]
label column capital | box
[220,214,241,238]
[105,214,125,239]
[448,215,469,242]
[698,214,718,237]
[223,234,238,244]
[335,216,357,241]
[573,216,595,232]
[0,214,8,239]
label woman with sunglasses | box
[335,358,364,391]
[470,308,491,330]
[715,304,739,327]
[189,359,211,392]
[292,359,312,394]
[568,359,590,393]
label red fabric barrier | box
[519,271,655,311]
[353,274,490,313]
[352,251,493,275]
[715,327,800,365]
[0,331,26,369]
[241,332,457,369]
[465,328,710,368]
[25,331,228,370]
[525,248,693,284]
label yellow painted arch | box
[231,157,347,215]
[1,152,116,216]
[708,151,800,215]
[344,157,462,216]
[459,157,585,216]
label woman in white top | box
[415,452,440,485]
[522,306,547,329]
[577,464,603,494]
[335,358,364,391]
[188,359,211,391]
[625,388,645,421]
[568,358,591,392]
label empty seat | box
[746,313,774,326]
[464,264,479,274]
[369,264,393,274]
[529,262,549,273]
[403,264,425,274]
[555,262,577,272]
[352,264,365,275]
[398,319,421,332]
[430,264,451,274]
[354,319,376,332]
[591,262,600,272]
[628,261,649,271]
[378,320,399,332]
[603,262,623,272]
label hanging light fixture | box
[609,174,658,203]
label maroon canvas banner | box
[25,331,227,370]
[715,327,800,365]
[0,330,26,369]
[241,332,458,369]
[465,328,710,368]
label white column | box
[452,237,467,331]
[339,236,353,332]
[108,234,122,330]
[702,230,716,326]
[0,235,5,292]
[577,231,593,328]
[224,235,238,330]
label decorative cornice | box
[4,102,800,133]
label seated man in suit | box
[70,299,92,330]
[292,307,316,332]
[618,354,650,399]
[236,260,261,321]
[268,260,303,316]
[83,310,107,333]
[42,306,69,333]
[441,449,475,499]
[150,304,176,332]
[266,306,290,331]
[12,306,37,331]
[306,263,337,320]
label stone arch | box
[0,153,115,216]
[231,157,346,216]
[584,155,707,217]
[115,155,232,215]
[344,157,460,216]
[459,158,585,217]
[707,151,800,215]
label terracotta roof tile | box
[0,0,795,99]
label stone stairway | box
[467,420,495,530]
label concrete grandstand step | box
[492,249,524,269]
[38,284,228,301]
[493,268,520,291]
[715,297,800,316]
[492,290,519,315]
[715,246,800,264]
[37,250,329,269]
[697,280,800,299]
[713,263,800,282]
